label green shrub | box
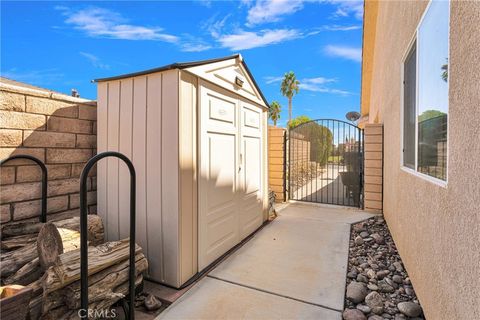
[292,121,333,166]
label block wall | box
[0,83,97,223]
[363,123,383,213]
[290,137,311,163]
[268,126,286,202]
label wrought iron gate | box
[287,119,364,207]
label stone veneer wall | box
[0,81,97,223]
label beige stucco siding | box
[364,1,480,319]
[359,0,379,125]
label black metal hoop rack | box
[79,151,136,319]
[0,155,48,222]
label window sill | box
[400,166,447,188]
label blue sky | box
[1,1,363,126]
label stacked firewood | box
[42,239,148,319]
[0,215,148,319]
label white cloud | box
[180,43,212,52]
[79,52,110,69]
[265,76,336,85]
[264,76,284,84]
[178,33,213,52]
[245,0,363,26]
[57,7,178,42]
[323,24,361,31]
[306,24,361,36]
[240,0,254,7]
[302,77,337,85]
[203,14,231,38]
[300,77,351,95]
[301,85,352,95]
[198,0,212,8]
[265,75,352,95]
[246,0,304,26]
[324,45,362,62]
[327,0,364,20]
[57,6,216,52]
[210,20,358,51]
[199,1,361,51]
[218,29,301,51]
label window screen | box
[403,42,416,169]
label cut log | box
[1,243,37,277]
[1,221,43,238]
[27,277,44,297]
[24,274,46,320]
[37,223,64,270]
[1,234,37,250]
[43,239,142,294]
[52,215,103,247]
[42,289,65,314]
[42,254,147,314]
[3,258,42,285]
[84,275,143,319]
[41,305,74,320]
[0,285,33,320]
[1,217,103,280]
[1,215,104,246]
[29,294,43,320]
[37,224,87,271]
[56,227,83,252]
[64,253,148,309]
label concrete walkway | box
[157,202,376,320]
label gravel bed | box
[343,216,425,320]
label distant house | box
[360,1,480,319]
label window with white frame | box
[403,0,449,182]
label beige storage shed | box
[94,54,269,287]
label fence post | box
[268,126,287,202]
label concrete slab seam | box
[206,275,343,314]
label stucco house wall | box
[362,1,480,319]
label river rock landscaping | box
[343,216,425,320]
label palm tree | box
[281,71,300,125]
[269,101,281,126]
[441,59,448,82]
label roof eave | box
[92,54,240,83]
[92,53,269,108]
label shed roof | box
[93,54,269,107]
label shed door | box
[239,101,264,239]
[198,81,263,270]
